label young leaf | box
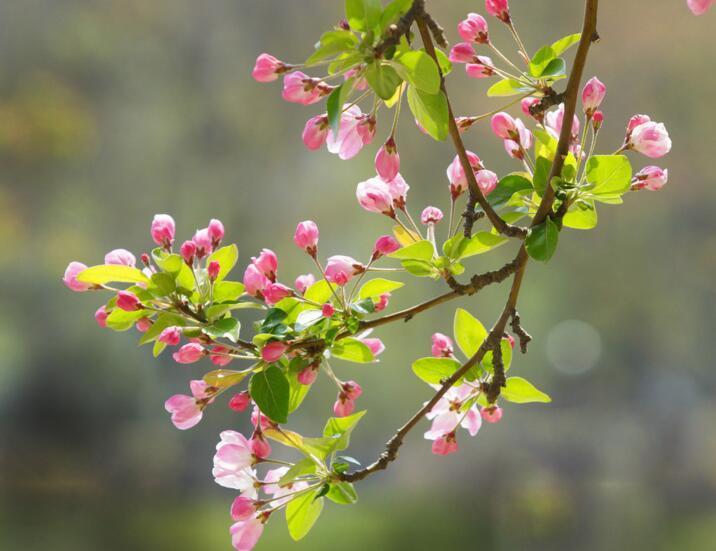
[139,312,185,345]
[380,0,412,30]
[529,45,557,77]
[406,85,448,140]
[330,338,375,363]
[551,33,581,56]
[304,280,336,304]
[392,50,440,94]
[106,308,148,331]
[327,482,358,505]
[327,83,348,135]
[501,376,552,403]
[586,155,632,201]
[401,259,437,277]
[387,239,433,261]
[358,278,404,299]
[278,457,318,486]
[366,62,402,100]
[525,218,559,262]
[454,308,488,358]
[213,281,245,303]
[295,309,324,332]
[563,200,598,230]
[203,369,247,390]
[392,224,421,246]
[488,174,533,208]
[77,265,150,285]
[458,232,508,259]
[249,365,290,423]
[204,317,241,342]
[306,30,359,65]
[412,357,462,384]
[207,245,238,282]
[323,410,367,452]
[345,0,381,32]
[286,488,324,541]
[487,78,533,97]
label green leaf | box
[345,0,381,32]
[207,245,238,282]
[563,200,598,230]
[586,155,632,202]
[540,58,566,79]
[106,308,148,331]
[304,280,336,304]
[412,357,462,385]
[278,458,318,486]
[502,376,552,403]
[393,50,440,94]
[529,45,556,77]
[323,410,367,452]
[458,232,508,259]
[331,338,375,363]
[152,339,166,357]
[433,48,452,76]
[327,83,348,135]
[380,0,412,30]
[306,30,359,65]
[249,365,290,424]
[454,308,488,358]
[525,218,559,262]
[488,174,533,208]
[532,156,552,196]
[77,265,150,285]
[203,369,247,390]
[406,85,448,140]
[387,239,433,261]
[204,317,241,343]
[551,33,581,56]
[286,489,324,541]
[287,365,312,413]
[148,272,176,297]
[365,62,402,100]
[151,249,195,291]
[358,278,404,299]
[295,309,324,332]
[213,281,245,303]
[327,482,358,505]
[487,78,533,97]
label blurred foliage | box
[1,1,715,550]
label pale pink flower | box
[327,105,371,160]
[485,0,510,22]
[159,326,182,346]
[261,342,288,363]
[230,496,259,522]
[249,434,272,459]
[193,228,213,258]
[629,121,672,158]
[545,104,580,141]
[481,405,503,423]
[263,467,309,506]
[361,337,385,357]
[458,13,489,43]
[449,42,476,64]
[476,169,498,196]
[214,430,255,484]
[688,0,714,15]
[282,72,329,105]
[521,97,541,120]
[164,380,213,430]
[431,333,454,357]
[116,290,141,312]
[432,433,459,456]
[172,342,204,364]
[94,305,109,327]
[581,77,606,116]
[104,248,136,267]
[302,115,330,150]
[293,220,319,255]
[294,273,315,294]
[447,151,482,199]
[633,166,668,191]
[230,516,265,551]
[210,345,233,367]
[421,206,444,225]
[465,57,495,78]
[151,214,175,248]
[373,235,400,258]
[135,318,152,332]
[229,391,251,412]
[491,112,517,140]
[333,397,355,417]
[263,282,292,305]
[424,383,481,441]
[243,264,269,297]
[63,261,91,292]
[356,178,394,215]
[325,255,363,286]
[252,53,286,82]
[208,219,225,246]
[384,173,410,209]
[252,249,278,281]
[626,114,651,138]
[298,364,319,385]
[375,137,400,181]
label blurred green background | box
[1,1,715,550]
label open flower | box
[424,383,482,451]
[63,262,91,292]
[325,255,363,286]
[164,380,214,430]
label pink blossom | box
[333,397,355,417]
[208,219,225,246]
[210,346,233,367]
[361,338,385,357]
[465,57,495,78]
[385,173,410,209]
[302,115,330,150]
[294,273,315,294]
[545,104,580,144]
[342,380,362,400]
[116,290,141,312]
[135,318,152,332]
[481,405,503,423]
[214,430,254,480]
[251,406,272,431]
[458,13,489,43]
[629,121,672,158]
[432,433,459,456]
[151,214,175,248]
[293,220,319,255]
[626,114,651,137]
[356,178,394,215]
[263,282,292,305]
[159,326,182,346]
[261,342,288,363]
[252,53,286,82]
[373,235,401,258]
[243,264,269,297]
[505,334,516,349]
[449,42,476,64]
[688,0,714,15]
[521,97,541,120]
[263,467,309,506]
[447,151,482,199]
[633,166,668,191]
[592,110,604,130]
[208,260,221,281]
[431,333,454,357]
[504,139,522,160]
[172,343,204,364]
[298,364,319,385]
[424,383,481,441]
[491,112,517,140]
[326,105,371,160]
[94,305,109,327]
[230,496,258,522]
[229,391,251,412]
[322,303,335,317]
[104,248,136,267]
[164,394,203,430]
[356,115,377,146]
[375,137,400,181]
[193,228,213,258]
[581,76,606,116]
[63,261,91,292]
[282,72,329,105]
[485,0,510,22]
[252,249,278,281]
[325,255,363,286]
[249,434,272,459]
[374,293,390,312]
[475,169,498,196]
[421,206,444,225]
[180,241,196,265]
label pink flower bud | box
[633,166,668,191]
[172,343,204,364]
[252,53,286,82]
[455,116,478,133]
[261,342,288,363]
[447,152,482,199]
[458,13,489,43]
[356,114,377,145]
[230,517,265,551]
[688,0,714,15]
[159,326,182,346]
[94,305,109,327]
[325,255,363,286]
[375,137,400,181]
[521,97,541,119]
[481,405,503,423]
[298,364,319,385]
[303,114,330,151]
[505,334,516,349]
[592,110,604,130]
[485,0,510,22]
[294,273,315,295]
[208,261,221,281]
[626,114,651,138]
[581,77,606,116]
[249,434,272,459]
[192,228,213,259]
[361,338,385,357]
[356,178,395,216]
[321,303,335,318]
[282,72,330,105]
[104,248,136,267]
[333,397,355,417]
[293,220,319,255]
[465,57,495,78]
[230,496,258,522]
[491,112,517,140]
[252,249,278,281]
[210,345,233,366]
[251,405,272,430]
[375,293,390,312]
[117,290,141,312]
[432,432,459,455]
[373,235,400,258]
[475,169,498,196]
[432,333,454,357]
[385,173,410,209]
[180,241,196,265]
[243,264,269,297]
[263,282,292,305]
[135,317,152,332]
[63,261,91,292]
[140,253,151,267]
[449,42,476,64]
[229,391,251,412]
[629,121,672,158]
[151,214,175,248]
[504,139,522,160]
[342,380,362,400]
[421,206,444,225]
[208,219,225,246]
[164,394,203,430]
